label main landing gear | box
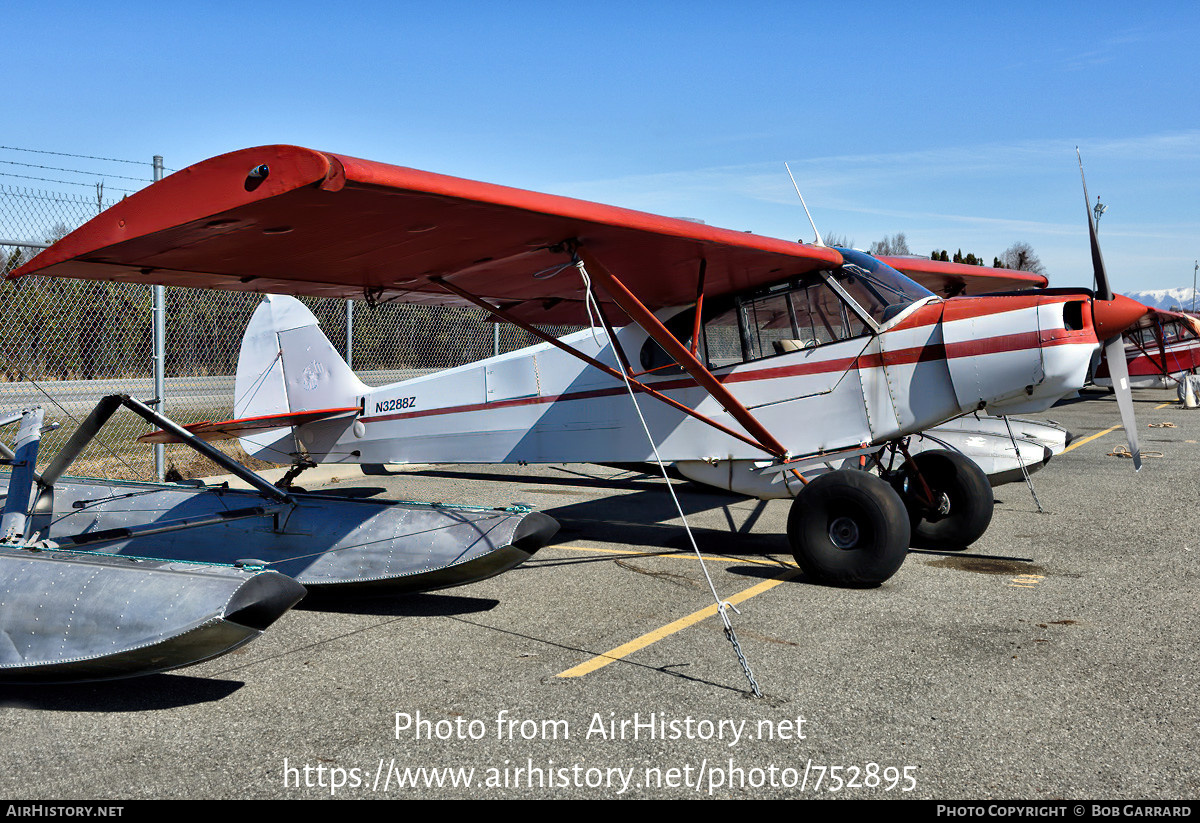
[786,471,909,587]
[785,448,994,586]
[887,449,994,550]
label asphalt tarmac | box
[2,388,1197,800]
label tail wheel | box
[786,470,910,587]
[892,449,993,550]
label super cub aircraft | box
[1094,307,1200,389]
[11,145,1149,589]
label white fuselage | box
[275,295,1096,469]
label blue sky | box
[6,1,1198,292]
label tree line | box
[0,269,576,383]
[823,232,1046,275]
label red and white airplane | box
[1095,307,1200,389]
[11,145,1149,587]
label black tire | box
[891,450,993,550]
[786,470,911,586]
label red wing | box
[137,406,359,444]
[11,145,843,325]
[877,256,1048,297]
[1126,306,1200,336]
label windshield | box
[832,248,936,325]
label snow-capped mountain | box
[1124,287,1199,312]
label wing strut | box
[691,259,707,357]
[574,247,790,459]
[1149,319,1178,379]
[431,276,784,457]
[1124,324,1173,382]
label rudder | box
[234,295,367,462]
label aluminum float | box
[0,545,305,683]
[0,397,557,682]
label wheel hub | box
[828,516,860,549]
[901,476,953,519]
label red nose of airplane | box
[1092,293,1150,340]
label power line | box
[0,145,177,172]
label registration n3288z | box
[375,396,417,413]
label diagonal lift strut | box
[573,247,789,459]
[431,274,784,457]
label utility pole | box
[152,156,166,481]
[1193,260,1198,313]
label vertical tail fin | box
[235,295,367,462]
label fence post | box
[346,299,354,370]
[151,155,166,481]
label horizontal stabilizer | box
[138,406,359,444]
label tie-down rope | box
[574,257,763,698]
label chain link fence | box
[1,183,580,480]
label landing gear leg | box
[889,449,993,550]
[786,470,910,586]
[278,457,316,492]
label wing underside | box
[12,145,844,325]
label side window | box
[638,300,745,374]
[784,281,870,349]
[637,277,873,374]
[732,280,869,361]
[740,292,798,360]
[699,307,743,368]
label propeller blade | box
[1104,334,1142,470]
[1077,148,1113,302]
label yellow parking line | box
[1061,424,1121,454]
[1061,402,1176,455]
[557,569,800,678]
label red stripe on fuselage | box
[359,327,1088,425]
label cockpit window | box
[636,251,934,374]
[716,279,870,361]
[833,249,936,325]
[639,273,874,372]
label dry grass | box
[56,441,281,483]
[164,442,280,481]
[28,401,283,483]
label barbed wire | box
[0,183,117,206]
[0,171,141,194]
[0,145,177,172]
[0,159,154,183]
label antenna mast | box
[784,162,825,247]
